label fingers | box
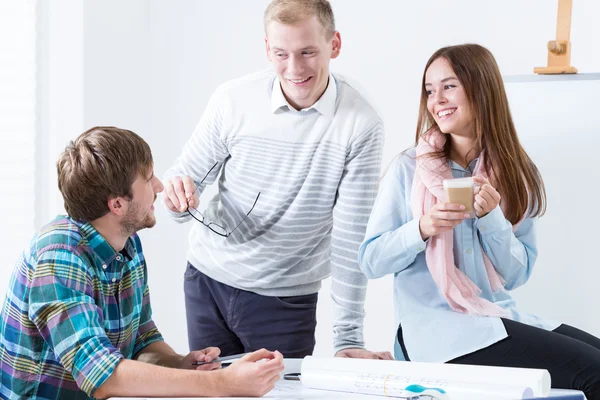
[335,349,393,360]
[472,176,487,184]
[163,193,178,213]
[203,347,221,361]
[473,178,500,204]
[433,203,468,218]
[482,184,501,204]
[164,177,187,212]
[163,180,182,212]
[434,202,466,212]
[165,176,199,212]
[182,177,200,209]
[474,200,485,215]
[434,203,470,221]
[204,347,221,361]
[431,211,470,223]
[261,351,284,373]
[335,349,353,357]
[376,351,394,360]
[187,347,221,371]
[421,201,472,239]
[196,362,222,371]
[475,193,490,211]
[243,348,274,362]
[172,179,190,212]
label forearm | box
[331,303,365,353]
[330,207,371,352]
[331,125,383,352]
[330,216,369,352]
[134,341,183,368]
[94,359,223,399]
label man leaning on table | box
[0,126,283,400]
[164,0,391,362]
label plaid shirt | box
[0,216,164,399]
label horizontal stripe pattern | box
[165,70,384,351]
[0,216,164,399]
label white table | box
[112,358,586,399]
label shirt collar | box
[270,73,337,117]
[448,156,479,174]
[73,218,136,266]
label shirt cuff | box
[404,218,427,254]
[476,205,510,235]
[333,343,365,355]
[74,338,124,397]
[133,328,165,358]
[167,207,192,222]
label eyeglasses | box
[186,162,260,237]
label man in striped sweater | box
[164,0,391,360]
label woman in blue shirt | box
[359,44,600,398]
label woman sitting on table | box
[358,43,600,399]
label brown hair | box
[415,44,546,223]
[57,126,153,222]
[264,0,335,39]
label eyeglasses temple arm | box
[228,192,261,235]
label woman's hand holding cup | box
[472,176,501,218]
[419,202,471,241]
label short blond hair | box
[264,0,336,39]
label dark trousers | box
[398,318,600,399]
[183,262,317,358]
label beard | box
[120,199,156,236]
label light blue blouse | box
[359,147,560,362]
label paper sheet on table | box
[300,356,551,399]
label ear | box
[265,37,272,62]
[330,31,342,59]
[107,196,127,217]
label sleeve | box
[28,250,124,397]
[330,122,384,353]
[164,86,231,223]
[132,264,164,358]
[476,206,538,290]
[358,155,427,279]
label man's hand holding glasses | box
[164,175,199,212]
[164,163,260,238]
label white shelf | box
[503,73,600,83]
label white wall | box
[505,79,600,335]
[15,0,600,356]
[0,0,37,307]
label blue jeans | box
[183,262,317,358]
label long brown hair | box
[415,44,546,223]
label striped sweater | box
[165,70,384,352]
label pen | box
[191,352,251,366]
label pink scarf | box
[411,129,511,317]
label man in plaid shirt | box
[0,127,283,399]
